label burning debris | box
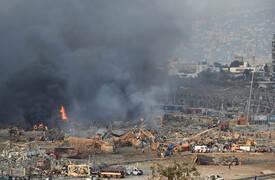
[60,106,69,123]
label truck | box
[91,165,126,178]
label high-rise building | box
[271,34,275,74]
[272,34,275,62]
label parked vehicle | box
[234,149,247,153]
[91,165,126,178]
[239,145,251,152]
[255,145,269,152]
[126,167,143,176]
[207,174,224,180]
[193,145,210,153]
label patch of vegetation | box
[150,161,200,180]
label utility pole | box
[247,71,254,125]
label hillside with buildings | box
[177,2,275,64]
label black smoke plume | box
[0,0,189,127]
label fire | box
[60,105,69,122]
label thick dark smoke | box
[0,0,190,127]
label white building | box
[196,62,209,73]
[230,62,256,73]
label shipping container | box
[239,115,247,121]
[162,105,184,112]
[269,115,275,122]
[202,119,212,124]
[239,145,251,152]
[238,119,246,125]
[252,115,268,125]
[189,108,202,114]
[238,115,247,125]
[206,111,220,117]
[101,144,114,153]
[229,120,238,126]
[253,115,268,121]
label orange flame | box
[60,105,69,122]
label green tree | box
[230,60,243,67]
[213,62,222,68]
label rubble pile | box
[112,128,155,148]
[8,127,65,142]
[0,141,49,176]
[0,116,275,179]
[67,135,114,154]
[0,140,86,177]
